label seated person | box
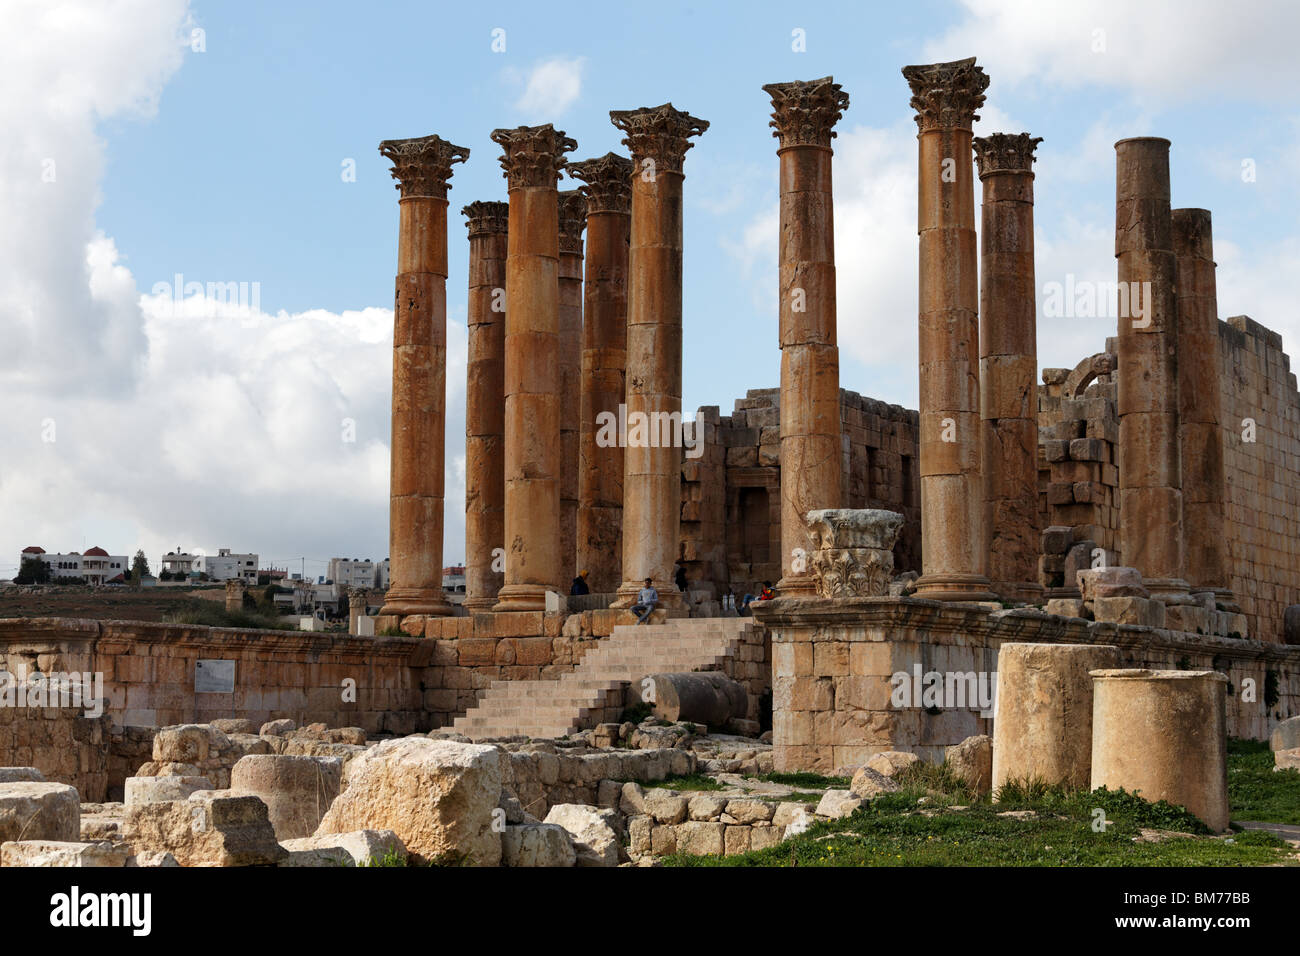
[570,569,590,596]
[630,577,659,624]
[758,581,776,601]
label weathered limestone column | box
[974,133,1043,603]
[1172,208,1237,611]
[377,134,467,618]
[557,190,588,584]
[568,153,633,594]
[225,578,246,613]
[763,77,849,597]
[991,642,1118,792]
[902,58,996,602]
[462,200,509,610]
[1114,138,1189,602]
[1090,669,1230,831]
[491,125,576,613]
[348,589,367,635]
[609,104,709,610]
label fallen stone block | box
[210,719,257,736]
[1,840,128,867]
[124,775,212,806]
[122,793,287,867]
[1270,716,1300,753]
[501,824,577,867]
[542,804,619,867]
[126,850,179,867]
[1092,595,1165,628]
[1077,566,1148,602]
[315,737,501,866]
[279,846,354,867]
[153,724,222,765]
[260,719,296,737]
[0,768,45,784]
[815,790,864,819]
[0,783,80,843]
[1275,748,1300,772]
[281,829,406,866]
[1044,598,1088,619]
[230,754,342,841]
[866,751,919,778]
[945,735,992,797]
[849,766,901,800]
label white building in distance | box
[197,548,258,584]
[20,546,128,585]
[328,558,380,589]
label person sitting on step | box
[631,577,658,625]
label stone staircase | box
[452,618,755,740]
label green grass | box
[643,773,727,792]
[758,771,851,789]
[161,599,298,631]
[1227,737,1300,824]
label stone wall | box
[0,701,110,802]
[755,596,1300,773]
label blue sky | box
[2,0,1298,577]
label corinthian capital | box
[609,103,709,175]
[377,134,470,199]
[762,76,850,149]
[490,124,577,189]
[972,132,1042,177]
[461,200,509,238]
[901,57,989,132]
[566,152,633,214]
[558,189,588,253]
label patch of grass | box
[643,773,725,792]
[358,848,411,867]
[161,599,297,631]
[1227,737,1300,824]
[759,771,851,790]
[378,626,406,637]
[895,761,979,804]
[618,702,652,725]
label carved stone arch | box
[1063,351,1117,399]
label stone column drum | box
[557,190,588,585]
[1172,208,1237,611]
[1090,669,1230,831]
[1114,138,1189,601]
[377,134,467,619]
[490,125,577,613]
[462,201,509,610]
[763,77,849,597]
[609,104,709,611]
[348,589,367,635]
[568,153,633,594]
[991,642,1118,792]
[902,58,996,602]
[974,133,1043,603]
[225,578,246,613]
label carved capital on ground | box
[558,189,588,252]
[762,76,850,149]
[377,134,469,199]
[804,509,904,598]
[490,124,577,189]
[973,132,1042,176]
[609,103,709,175]
[461,200,509,238]
[566,152,633,214]
[902,57,989,132]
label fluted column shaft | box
[377,134,468,619]
[1172,207,1235,608]
[463,201,508,610]
[1114,137,1188,600]
[763,77,848,597]
[903,58,996,602]
[975,133,1043,602]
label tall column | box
[491,124,577,613]
[974,132,1044,603]
[1172,208,1236,610]
[568,152,633,594]
[557,190,587,585]
[762,77,849,597]
[462,200,509,610]
[609,103,709,611]
[377,134,467,619]
[902,57,996,602]
[1114,138,1189,601]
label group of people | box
[569,566,775,625]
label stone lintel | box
[901,57,989,131]
[378,134,469,199]
[762,76,850,149]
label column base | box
[379,587,453,618]
[491,584,549,613]
[462,595,498,612]
[1211,587,1241,614]
[1143,577,1193,603]
[610,579,686,610]
[912,572,998,603]
[776,573,818,598]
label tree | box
[14,556,50,585]
[130,550,151,587]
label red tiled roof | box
[84,546,109,557]
[21,546,45,554]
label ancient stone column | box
[902,58,996,602]
[1090,669,1230,831]
[490,124,577,613]
[462,201,509,611]
[1114,138,1189,601]
[974,133,1043,603]
[348,589,367,635]
[377,134,467,619]
[225,578,246,613]
[568,153,633,594]
[1172,208,1237,611]
[609,104,708,611]
[762,77,849,597]
[557,190,587,585]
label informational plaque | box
[194,659,236,694]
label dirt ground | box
[0,586,224,623]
